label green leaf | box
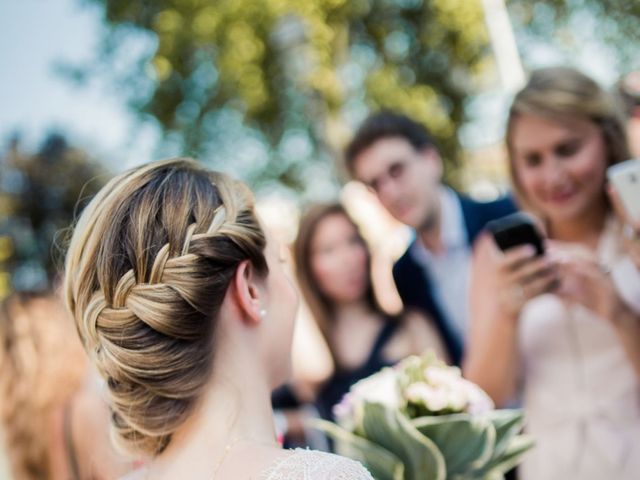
[312,418,405,480]
[412,413,495,476]
[361,402,446,480]
[471,434,535,479]
[484,409,527,461]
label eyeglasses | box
[362,158,413,194]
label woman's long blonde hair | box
[506,67,630,215]
[0,292,86,480]
[63,158,268,456]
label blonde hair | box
[63,158,267,456]
[0,292,86,480]
[506,67,630,214]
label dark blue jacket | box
[392,194,516,366]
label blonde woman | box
[464,67,640,479]
[0,292,130,480]
[64,159,373,479]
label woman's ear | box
[231,260,265,325]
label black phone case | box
[486,212,545,255]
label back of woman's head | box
[64,158,267,456]
[0,292,86,480]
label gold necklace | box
[144,437,277,479]
[211,437,279,479]
[210,437,245,480]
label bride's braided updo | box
[64,158,268,456]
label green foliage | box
[313,418,406,480]
[80,0,492,189]
[72,1,640,191]
[0,134,107,296]
[361,402,446,480]
[316,404,533,480]
[413,413,495,477]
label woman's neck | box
[548,202,608,246]
[148,352,278,475]
[335,301,379,325]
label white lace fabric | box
[259,449,374,480]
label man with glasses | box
[345,111,515,365]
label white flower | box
[423,365,462,388]
[403,363,495,414]
[397,355,423,371]
[447,388,469,412]
[406,382,432,404]
[350,367,402,410]
[462,379,495,415]
[406,382,450,412]
[423,386,449,412]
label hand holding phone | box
[486,212,545,255]
[485,212,557,313]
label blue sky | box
[0,0,157,168]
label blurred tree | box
[0,134,108,297]
[508,0,640,68]
[75,0,492,191]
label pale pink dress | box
[518,219,640,479]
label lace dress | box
[260,449,374,480]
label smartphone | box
[607,158,640,222]
[486,212,545,255]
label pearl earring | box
[259,309,267,319]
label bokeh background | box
[0,1,639,476]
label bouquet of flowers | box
[315,353,533,480]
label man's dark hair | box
[345,111,436,175]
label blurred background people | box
[0,291,132,480]
[610,72,640,273]
[616,71,640,157]
[344,112,516,365]
[293,203,447,421]
[608,183,640,272]
[464,67,640,480]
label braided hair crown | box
[64,158,268,456]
